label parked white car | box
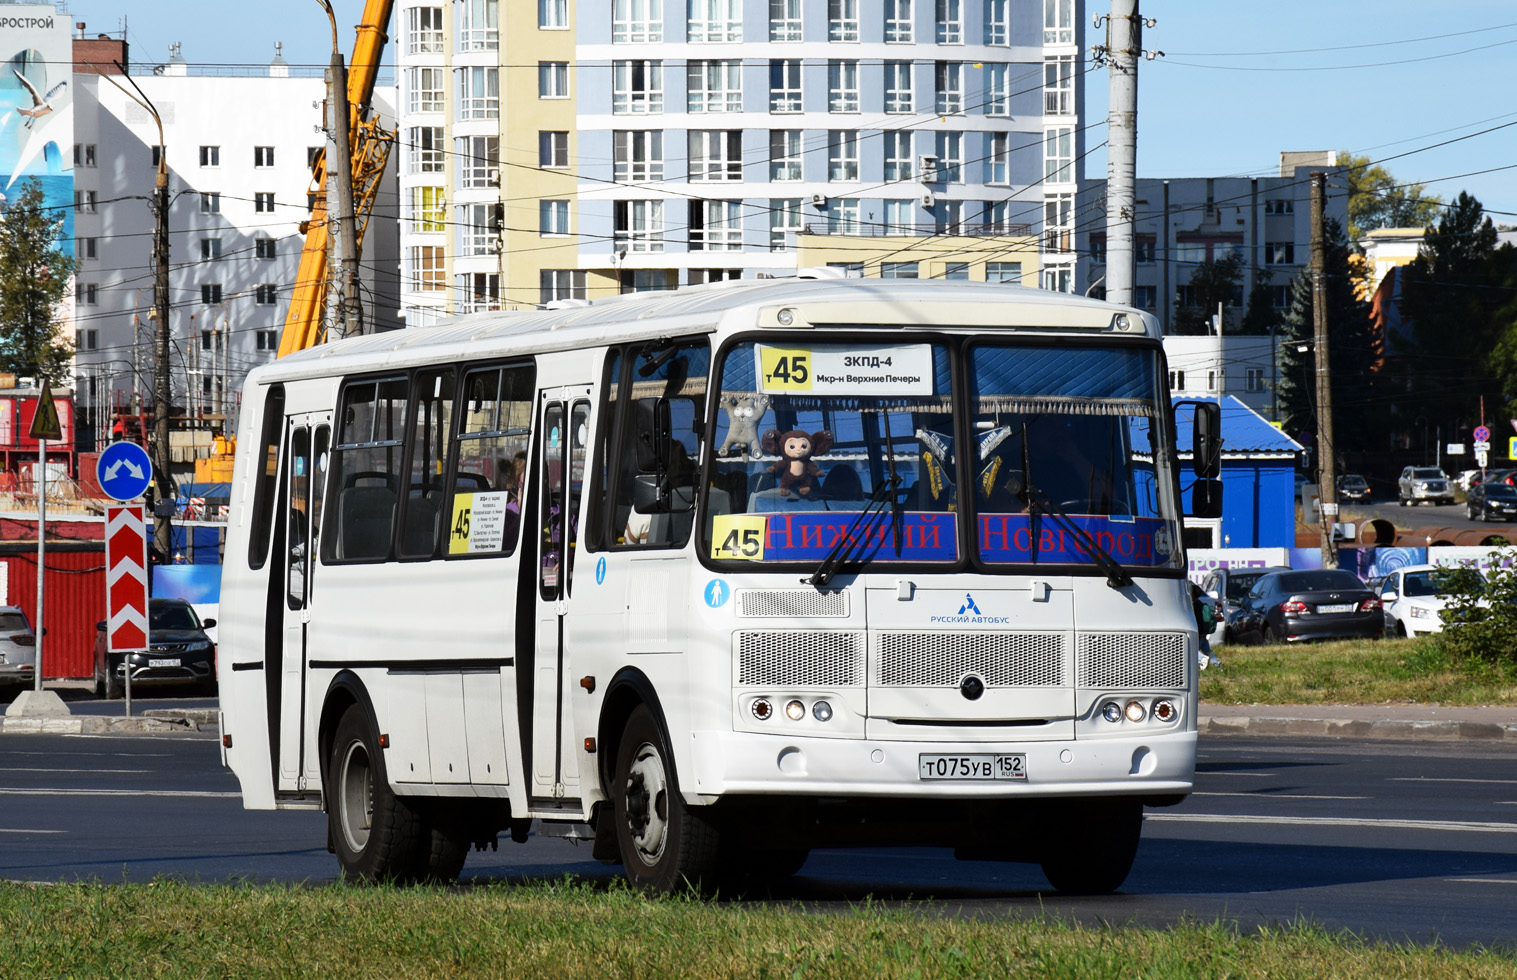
[1377,565,1462,637]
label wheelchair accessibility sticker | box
[704,580,730,608]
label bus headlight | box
[1152,699,1177,723]
[811,700,833,722]
[1124,700,1146,723]
[752,698,773,721]
[784,699,806,722]
[1101,701,1123,723]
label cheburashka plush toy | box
[761,428,834,497]
[717,392,770,456]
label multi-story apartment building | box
[395,0,1085,319]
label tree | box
[1339,151,1444,240]
[1170,252,1244,335]
[0,178,76,384]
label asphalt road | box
[1342,497,1509,534]
[2,731,1515,948]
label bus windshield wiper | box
[1017,422,1133,590]
[808,472,902,589]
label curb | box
[1200,715,1517,741]
[0,709,216,736]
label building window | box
[768,129,802,181]
[1271,284,1291,308]
[934,199,965,234]
[1245,368,1265,392]
[199,145,220,167]
[1043,266,1072,293]
[614,130,664,181]
[1136,237,1155,263]
[409,186,446,232]
[1135,285,1156,307]
[461,203,498,254]
[985,133,1009,185]
[769,0,801,40]
[201,283,222,305]
[688,60,741,112]
[688,130,742,181]
[255,283,279,305]
[540,0,568,29]
[880,262,919,279]
[936,0,961,42]
[409,126,445,173]
[253,145,275,168]
[76,236,97,260]
[407,67,445,113]
[539,61,569,99]
[827,198,860,235]
[76,329,97,350]
[540,270,587,305]
[1044,126,1073,183]
[934,131,963,183]
[770,198,802,250]
[457,136,501,188]
[883,132,913,181]
[769,59,802,112]
[1090,237,1107,263]
[884,0,912,42]
[1265,242,1296,264]
[1044,192,1073,254]
[1167,371,1185,391]
[76,282,98,305]
[458,66,501,119]
[74,190,97,213]
[255,192,276,213]
[200,193,221,214]
[613,60,664,114]
[613,0,662,42]
[998,259,1029,283]
[256,237,276,259]
[1044,0,1073,44]
[985,0,1008,44]
[828,60,859,112]
[540,199,570,236]
[828,0,858,41]
[689,199,743,251]
[256,329,278,351]
[883,60,913,113]
[688,0,740,41]
[539,131,569,168]
[944,261,969,280]
[73,143,97,167]
[459,0,500,50]
[883,199,914,236]
[409,246,446,290]
[407,6,444,52]
[1044,55,1074,115]
[629,271,670,292]
[934,61,963,114]
[984,63,1009,116]
[200,237,222,261]
[828,130,859,182]
[1265,199,1294,215]
[613,200,664,252]
[459,272,502,312]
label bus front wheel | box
[612,704,721,894]
[1038,798,1143,894]
[328,705,425,883]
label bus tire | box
[1038,798,1142,894]
[613,704,720,894]
[410,816,468,884]
[328,704,425,883]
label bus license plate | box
[918,753,1027,781]
[148,658,181,668]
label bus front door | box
[278,413,330,793]
[530,390,591,804]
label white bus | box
[218,276,1222,894]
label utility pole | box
[152,143,173,563]
[1310,171,1338,569]
[319,0,362,341]
[1103,0,1141,307]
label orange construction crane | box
[278,0,395,357]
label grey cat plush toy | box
[718,392,770,456]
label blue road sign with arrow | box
[97,442,153,502]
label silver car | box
[0,606,37,694]
[1398,466,1453,506]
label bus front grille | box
[1076,632,1188,689]
[735,631,865,687]
[872,631,1066,687]
[736,589,850,618]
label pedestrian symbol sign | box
[28,386,61,441]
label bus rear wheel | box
[328,705,426,883]
[613,704,721,894]
[1038,798,1143,894]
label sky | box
[61,0,1517,220]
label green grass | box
[1202,636,1517,706]
[6,879,1516,979]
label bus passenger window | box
[325,376,407,562]
[247,384,284,570]
[448,364,533,557]
[399,368,455,559]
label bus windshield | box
[702,338,1182,575]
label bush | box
[1435,556,1517,665]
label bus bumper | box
[686,728,1196,801]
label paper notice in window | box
[448,491,511,555]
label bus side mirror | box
[1192,401,1221,479]
[631,397,693,515]
[1190,478,1223,519]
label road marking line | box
[0,768,151,774]
[0,788,239,799]
[1390,777,1517,785]
[1200,771,1276,777]
[0,829,64,834]
[1150,813,1517,834]
[1195,792,1369,800]
[1445,878,1517,884]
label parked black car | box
[1467,481,1517,522]
[1198,565,1292,645]
[1235,569,1384,644]
[92,598,216,699]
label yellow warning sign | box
[28,386,61,441]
